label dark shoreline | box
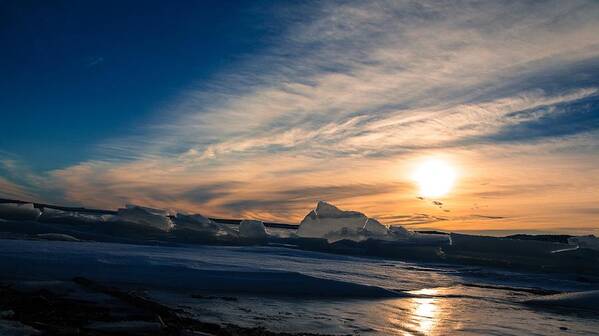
[0,277,330,336]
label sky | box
[1,0,598,234]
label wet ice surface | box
[144,246,599,335]
[155,288,599,336]
[1,239,598,335]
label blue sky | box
[0,0,276,169]
[1,1,599,233]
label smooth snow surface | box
[0,203,40,221]
[239,220,267,239]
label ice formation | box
[174,213,236,236]
[112,205,174,231]
[567,235,599,251]
[0,203,41,221]
[407,232,449,244]
[298,201,370,239]
[239,219,267,239]
[388,225,410,237]
[174,213,214,230]
[38,208,106,225]
[363,218,389,236]
[449,233,569,256]
[297,201,398,242]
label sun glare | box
[412,158,457,198]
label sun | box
[411,158,457,198]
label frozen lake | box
[1,239,598,335]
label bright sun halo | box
[412,158,457,198]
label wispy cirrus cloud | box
[3,1,599,229]
[0,176,34,200]
[93,0,599,162]
[0,157,49,201]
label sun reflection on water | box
[411,288,439,335]
[386,288,446,336]
[413,297,438,334]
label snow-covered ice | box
[0,239,398,297]
[0,203,40,221]
[174,213,237,237]
[449,233,568,256]
[173,213,213,229]
[0,239,597,335]
[568,235,599,251]
[38,208,106,225]
[296,201,445,244]
[111,204,174,231]
[239,219,267,239]
[363,218,389,236]
[297,201,390,242]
